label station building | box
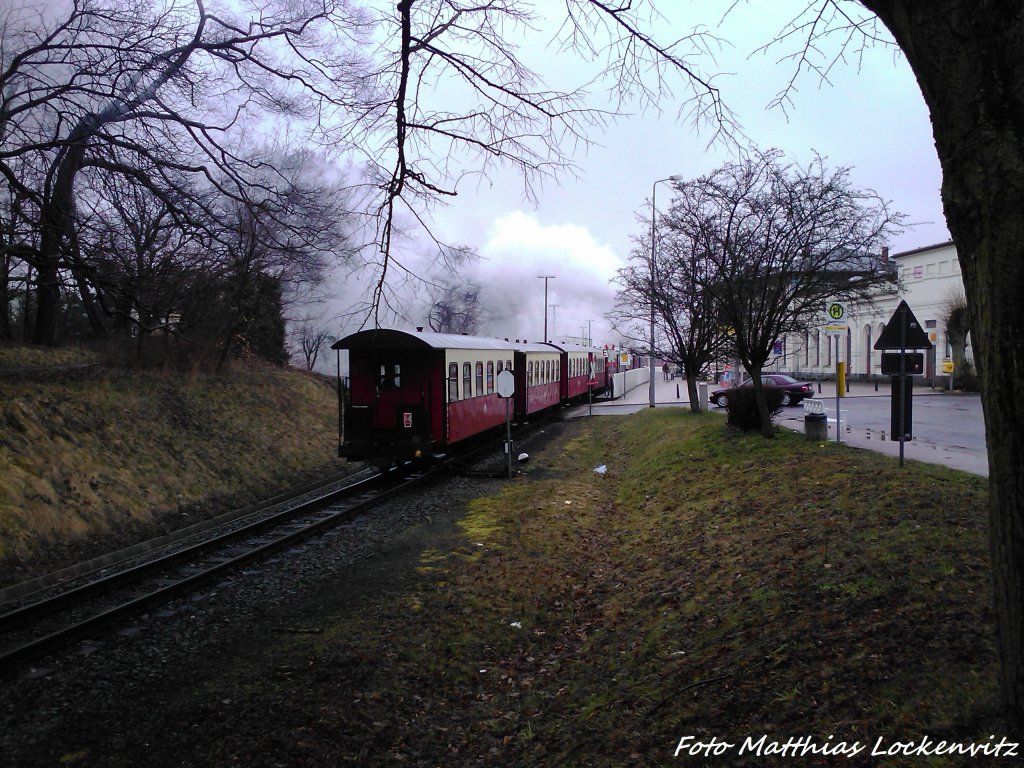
[764,241,973,384]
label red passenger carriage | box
[514,342,561,417]
[333,329,515,464]
[544,341,610,401]
[332,329,610,466]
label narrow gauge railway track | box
[0,463,436,676]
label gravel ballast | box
[0,465,506,767]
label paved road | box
[569,375,988,476]
[776,383,987,477]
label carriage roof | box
[333,328,552,353]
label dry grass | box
[0,347,342,573]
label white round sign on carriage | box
[496,369,515,398]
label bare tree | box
[611,219,726,412]
[418,246,483,335]
[665,149,900,435]
[941,288,973,388]
[340,0,735,322]
[0,0,372,345]
[290,314,335,372]
[75,169,215,341]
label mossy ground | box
[112,408,996,768]
[0,369,1001,767]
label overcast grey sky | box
[332,1,948,351]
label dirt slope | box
[0,345,344,584]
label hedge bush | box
[725,386,785,431]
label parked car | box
[710,374,815,408]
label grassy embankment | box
[0,344,343,579]
[263,409,997,766]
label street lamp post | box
[649,175,684,407]
[538,275,555,342]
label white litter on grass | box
[593,464,607,474]
[509,621,522,629]
[517,452,530,462]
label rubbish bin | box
[803,399,828,441]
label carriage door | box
[375,357,427,437]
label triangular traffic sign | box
[874,300,933,350]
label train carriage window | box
[378,363,401,389]
[475,362,484,396]
[462,363,472,399]
[506,359,512,373]
[528,361,534,386]
[496,360,504,374]
[486,361,494,393]
[448,362,459,401]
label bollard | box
[803,399,828,441]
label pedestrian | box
[662,362,670,381]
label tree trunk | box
[864,0,1024,730]
[31,257,62,346]
[32,134,89,346]
[746,365,775,437]
[0,252,11,341]
[685,373,700,412]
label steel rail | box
[0,467,430,675]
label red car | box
[710,374,815,408]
